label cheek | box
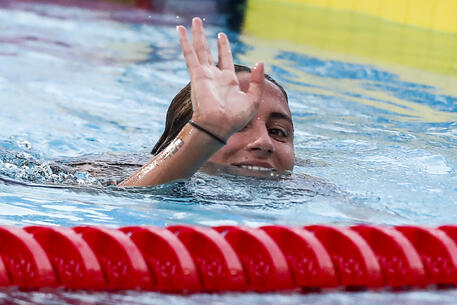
[208,134,246,164]
[277,144,295,170]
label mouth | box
[201,162,282,179]
[232,163,276,172]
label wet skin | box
[119,18,290,187]
[208,71,295,173]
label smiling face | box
[207,72,295,174]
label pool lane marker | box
[168,225,247,292]
[351,225,427,287]
[1,225,457,291]
[120,226,201,292]
[0,226,56,288]
[25,226,105,290]
[214,225,293,291]
[306,225,384,288]
[396,226,457,286]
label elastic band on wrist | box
[188,120,226,145]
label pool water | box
[0,0,457,303]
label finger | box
[177,25,200,74]
[217,32,234,71]
[247,62,265,107]
[192,17,215,65]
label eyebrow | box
[268,112,293,126]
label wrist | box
[190,115,233,142]
[188,120,225,145]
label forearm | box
[118,123,224,187]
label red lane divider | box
[351,225,426,287]
[214,225,293,291]
[260,225,338,288]
[0,254,9,287]
[73,226,153,290]
[120,226,200,292]
[25,226,105,290]
[395,226,457,285]
[305,225,383,288]
[2,225,457,292]
[0,226,56,288]
[167,225,247,292]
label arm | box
[119,17,264,187]
[118,123,222,187]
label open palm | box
[177,18,265,141]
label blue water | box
[1,0,457,304]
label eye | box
[269,128,287,138]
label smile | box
[234,164,276,172]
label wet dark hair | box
[151,64,288,155]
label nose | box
[246,125,274,154]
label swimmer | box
[119,17,294,187]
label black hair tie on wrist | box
[188,120,226,145]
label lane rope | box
[1,225,457,292]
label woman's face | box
[207,71,295,174]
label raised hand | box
[119,17,267,187]
[177,17,265,142]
